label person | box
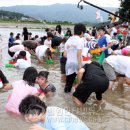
[44,32,53,48]
[64,23,86,93]
[22,27,29,41]
[92,26,96,38]
[0,70,11,89]
[58,37,67,55]
[60,52,67,82]
[73,61,109,107]
[102,55,130,89]
[36,71,56,97]
[14,51,31,69]
[35,44,52,63]
[65,28,72,37]
[22,40,38,51]
[0,34,3,42]
[4,67,43,115]
[14,35,22,45]
[13,50,31,63]
[8,32,14,48]
[19,95,90,130]
[8,44,24,57]
[112,46,130,56]
[55,24,64,38]
[97,26,112,57]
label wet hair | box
[56,25,62,34]
[66,29,72,37]
[23,27,28,33]
[38,71,49,79]
[35,35,39,39]
[19,51,26,57]
[47,32,54,38]
[19,95,47,115]
[10,32,14,36]
[15,35,20,40]
[74,23,86,35]
[23,67,38,86]
[45,28,50,33]
[97,26,106,32]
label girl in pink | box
[4,67,39,115]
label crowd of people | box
[0,22,130,130]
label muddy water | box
[0,31,130,130]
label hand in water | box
[29,124,46,130]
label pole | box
[78,0,129,22]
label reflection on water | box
[0,28,130,130]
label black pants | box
[64,72,77,93]
[8,50,15,57]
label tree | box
[119,0,130,22]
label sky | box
[0,0,120,7]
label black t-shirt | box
[0,70,9,84]
[82,61,106,81]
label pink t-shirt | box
[121,47,130,55]
[5,80,38,114]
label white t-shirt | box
[35,45,48,60]
[14,59,31,69]
[110,27,117,38]
[44,39,52,48]
[65,35,84,75]
[13,50,31,63]
[106,55,130,78]
[14,40,22,45]
[9,45,24,52]
[59,43,65,53]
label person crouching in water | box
[14,51,31,69]
[36,71,56,97]
[73,60,109,107]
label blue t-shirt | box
[98,36,108,57]
[37,107,90,130]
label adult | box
[64,23,86,93]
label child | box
[58,37,67,55]
[14,51,31,69]
[112,46,130,56]
[4,67,42,115]
[8,32,14,48]
[73,61,109,107]
[19,95,90,130]
[36,71,56,97]
[60,52,67,82]
[0,70,11,89]
[44,32,53,48]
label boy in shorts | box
[73,61,109,107]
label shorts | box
[73,74,109,103]
[102,59,116,81]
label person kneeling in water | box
[19,95,90,130]
[36,71,56,97]
[73,61,109,107]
